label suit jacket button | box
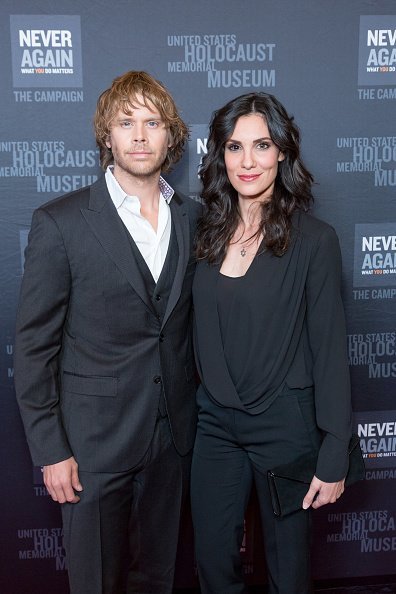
[153,376,162,384]
[155,294,161,301]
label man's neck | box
[112,167,163,231]
[113,167,161,211]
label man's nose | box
[133,122,147,142]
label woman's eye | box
[226,143,240,151]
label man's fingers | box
[71,465,83,493]
[44,474,80,503]
[43,457,82,504]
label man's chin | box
[129,166,163,178]
[118,159,165,179]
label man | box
[14,71,201,594]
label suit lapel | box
[80,176,157,316]
[161,194,190,329]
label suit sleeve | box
[14,207,73,466]
[306,226,352,482]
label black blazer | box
[14,176,201,472]
[193,210,352,482]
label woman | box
[191,92,352,594]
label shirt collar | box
[105,166,174,209]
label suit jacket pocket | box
[62,371,118,397]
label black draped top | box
[193,210,352,481]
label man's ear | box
[168,131,173,149]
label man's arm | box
[15,207,75,470]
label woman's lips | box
[238,174,261,181]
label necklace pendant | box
[240,247,247,257]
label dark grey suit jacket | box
[14,176,201,472]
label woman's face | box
[224,113,284,204]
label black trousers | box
[191,385,321,594]
[62,414,191,594]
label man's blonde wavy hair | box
[94,70,188,172]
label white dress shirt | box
[105,166,174,282]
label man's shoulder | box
[37,176,104,218]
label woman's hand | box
[302,476,345,510]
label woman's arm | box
[305,224,352,483]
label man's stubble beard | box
[113,144,168,180]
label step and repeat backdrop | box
[0,1,395,592]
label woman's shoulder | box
[291,209,342,267]
[292,209,338,243]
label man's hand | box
[302,475,345,510]
[43,456,83,504]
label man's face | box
[106,95,171,181]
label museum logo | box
[354,223,396,287]
[10,15,82,87]
[358,15,396,86]
[356,410,396,468]
[166,32,276,89]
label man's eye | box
[147,121,159,128]
[121,121,132,128]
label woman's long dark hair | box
[195,92,314,263]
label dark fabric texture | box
[193,209,352,482]
[191,385,318,594]
[14,175,201,593]
[62,416,191,594]
[267,434,365,517]
[14,176,201,471]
